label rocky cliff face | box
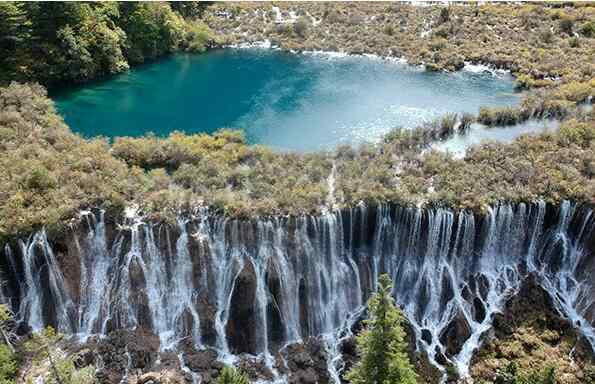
[2,201,594,383]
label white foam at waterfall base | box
[178,353,201,384]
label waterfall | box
[208,218,246,360]
[535,202,595,347]
[178,352,201,384]
[2,201,594,382]
[78,211,111,340]
[17,231,74,333]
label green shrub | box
[555,81,594,103]
[430,37,447,51]
[0,344,17,384]
[433,26,449,39]
[478,107,521,126]
[558,18,573,34]
[559,119,595,147]
[445,363,459,382]
[585,365,595,383]
[580,21,595,37]
[495,362,557,384]
[24,327,96,384]
[439,113,458,138]
[539,29,554,44]
[346,274,417,384]
[27,166,57,191]
[218,366,250,384]
[0,2,213,87]
[184,21,214,53]
[0,305,17,384]
[459,112,475,134]
[383,24,394,36]
[438,7,450,24]
[275,23,291,35]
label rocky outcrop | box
[280,338,329,384]
[470,274,595,383]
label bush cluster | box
[1,82,594,240]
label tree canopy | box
[0,2,214,88]
[346,274,417,384]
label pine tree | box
[218,366,250,384]
[346,274,417,384]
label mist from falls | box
[1,201,594,382]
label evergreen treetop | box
[346,274,417,384]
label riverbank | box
[204,2,594,80]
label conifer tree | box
[346,274,417,384]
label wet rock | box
[138,372,160,384]
[339,336,358,380]
[439,310,471,357]
[226,260,258,354]
[492,274,572,339]
[95,329,160,382]
[289,367,319,384]
[237,354,274,381]
[472,297,486,323]
[470,274,595,383]
[96,368,123,384]
[282,337,329,384]
[421,329,433,345]
[183,348,219,372]
[136,370,186,384]
[402,320,442,384]
[73,348,95,368]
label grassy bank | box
[0,82,593,242]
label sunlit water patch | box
[433,119,560,157]
[53,49,519,151]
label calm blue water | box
[433,119,559,157]
[53,49,520,151]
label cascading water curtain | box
[1,201,593,380]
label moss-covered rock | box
[470,275,595,383]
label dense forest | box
[0,2,214,87]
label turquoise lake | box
[53,49,520,151]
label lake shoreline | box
[54,48,519,150]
